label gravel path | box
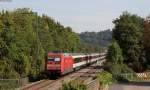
[109,84,123,90]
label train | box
[45,52,106,77]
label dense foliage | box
[105,40,133,76]
[79,30,112,47]
[112,12,146,72]
[143,16,150,66]
[106,40,123,64]
[0,8,102,79]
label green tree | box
[105,40,133,75]
[143,16,150,65]
[106,40,123,64]
[113,12,145,72]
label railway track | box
[20,61,104,90]
[74,65,102,84]
[41,63,103,90]
[20,80,53,90]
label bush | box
[0,60,20,79]
[61,80,87,90]
[104,62,135,81]
[97,71,113,86]
[104,62,133,75]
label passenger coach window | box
[74,58,81,63]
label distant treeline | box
[0,8,102,79]
[78,30,112,47]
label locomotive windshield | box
[48,57,60,62]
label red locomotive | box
[45,52,105,77]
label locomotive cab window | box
[48,58,54,61]
[48,57,60,62]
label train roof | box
[47,52,106,58]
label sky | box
[0,0,150,33]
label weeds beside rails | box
[60,80,87,90]
[97,71,113,90]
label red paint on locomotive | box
[45,52,73,76]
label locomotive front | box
[45,52,62,77]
